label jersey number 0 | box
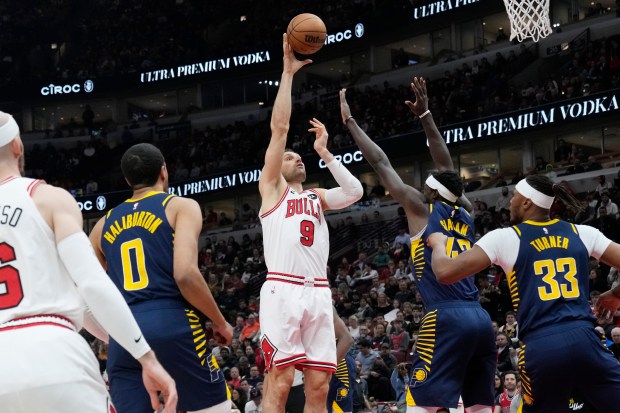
[120,238,150,291]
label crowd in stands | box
[0,0,387,88]
[80,164,620,410]
[23,34,620,196]
[7,2,620,410]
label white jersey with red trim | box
[260,186,329,280]
[0,177,84,327]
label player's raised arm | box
[405,77,473,213]
[405,77,453,171]
[340,88,426,222]
[168,196,233,345]
[259,34,312,205]
[308,117,363,211]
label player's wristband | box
[419,110,431,119]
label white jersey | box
[260,186,329,280]
[0,177,83,328]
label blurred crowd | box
[80,167,620,410]
[24,35,620,196]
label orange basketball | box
[286,13,327,55]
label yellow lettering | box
[541,238,551,249]
[110,221,120,237]
[535,239,545,251]
[530,240,541,252]
[103,232,115,244]
[136,211,146,227]
[439,220,448,231]
[126,213,133,228]
[148,218,163,234]
[562,237,569,249]
[549,236,557,248]
[143,214,155,229]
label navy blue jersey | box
[101,191,182,305]
[508,220,594,336]
[410,201,478,305]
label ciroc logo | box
[84,80,94,93]
[96,196,106,211]
[319,150,363,168]
[40,79,94,96]
[325,23,365,45]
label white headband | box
[0,115,19,148]
[425,174,458,202]
[515,179,554,209]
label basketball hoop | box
[502,0,553,43]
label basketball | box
[286,13,327,55]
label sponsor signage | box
[75,90,619,212]
[440,91,620,145]
[318,150,364,169]
[140,51,272,83]
[168,168,262,197]
[40,79,95,96]
[325,23,365,46]
[77,194,118,212]
[413,0,481,19]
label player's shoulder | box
[32,182,79,209]
[165,195,202,220]
[166,194,199,209]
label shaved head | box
[0,111,24,175]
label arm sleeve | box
[82,306,109,343]
[475,228,520,274]
[324,159,364,209]
[576,224,613,259]
[57,232,151,359]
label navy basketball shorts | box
[107,299,229,413]
[518,320,620,413]
[406,300,496,409]
[327,354,356,413]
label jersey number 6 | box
[0,242,24,309]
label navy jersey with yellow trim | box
[508,220,594,335]
[101,191,182,305]
[410,201,478,305]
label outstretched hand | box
[308,118,329,155]
[404,77,429,117]
[426,232,448,250]
[282,33,312,75]
[339,88,352,124]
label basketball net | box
[502,0,553,43]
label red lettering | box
[285,200,296,218]
[295,199,303,215]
